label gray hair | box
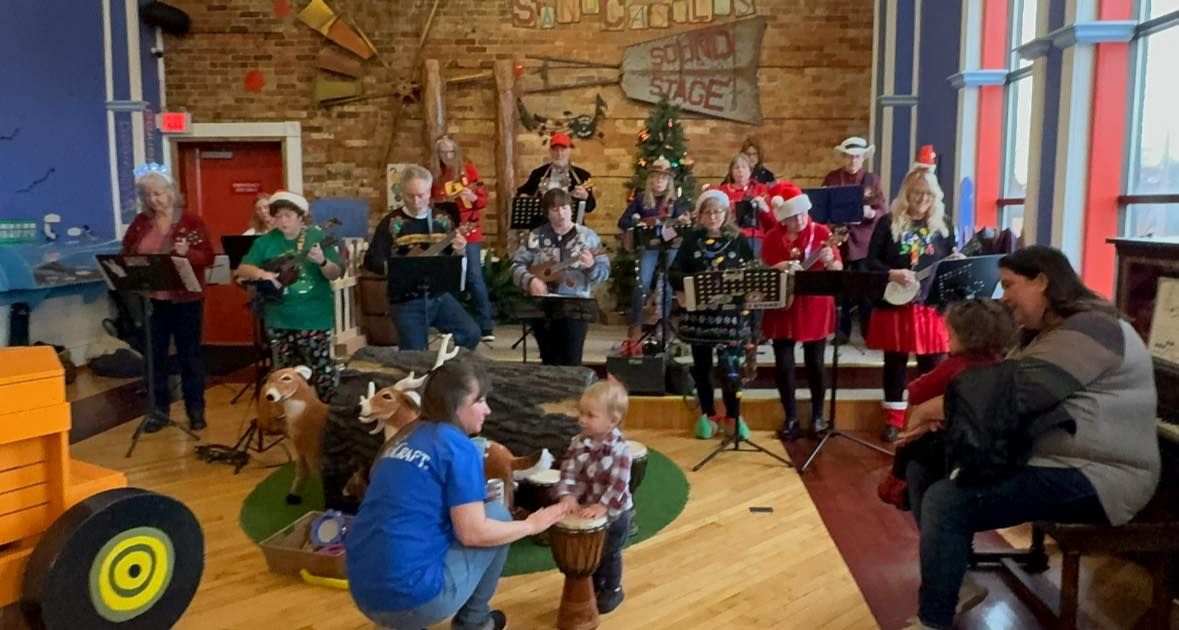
[135,172,184,217]
[400,164,434,188]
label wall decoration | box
[244,69,266,93]
[513,0,753,30]
[273,0,292,18]
[385,163,414,211]
[297,0,377,59]
[517,94,608,141]
[518,17,765,124]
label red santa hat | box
[769,182,811,222]
[913,145,937,172]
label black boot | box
[187,407,207,431]
[881,425,899,443]
[776,418,801,441]
[811,415,829,435]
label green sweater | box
[1013,310,1160,525]
[242,227,341,331]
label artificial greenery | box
[624,98,698,207]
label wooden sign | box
[620,16,765,124]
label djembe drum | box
[626,440,648,537]
[549,515,609,630]
[516,469,560,513]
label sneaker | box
[956,576,988,615]
[596,587,624,614]
[776,418,801,441]
[481,333,496,343]
[733,417,751,440]
[810,415,829,434]
[487,610,508,630]
[694,414,718,439]
[619,339,643,357]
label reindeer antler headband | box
[389,333,460,393]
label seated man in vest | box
[364,164,480,351]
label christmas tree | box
[626,99,697,207]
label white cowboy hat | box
[834,137,876,158]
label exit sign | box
[157,112,191,134]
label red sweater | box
[716,181,775,241]
[431,162,489,244]
[121,212,214,302]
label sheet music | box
[171,256,203,293]
[1149,277,1179,365]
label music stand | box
[387,254,465,304]
[219,235,270,405]
[683,266,793,472]
[96,254,202,457]
[923,255,1003,309]
[795,270,892,472]
[510,295,597,363]
[510,196,546,231]
[804,185,866,226]
[630,223,680,353]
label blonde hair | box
[584,379,629,423]
[135,172,183,217]
[641,171,677,213]
[249,192,271,233]
[889,168,949,241]
[431,135,464,182]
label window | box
[1124,1,1179,237]
[998,0,1039,236]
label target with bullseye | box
[21,488,203,630]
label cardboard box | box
[259,511,352,579]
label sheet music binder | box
[221,235,260,270]
[804,185,867,225]
[510,196,546,230]
[682,266,787,311]
[922,255,1003,308]
[96,254,201,294]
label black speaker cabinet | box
[606,354,666,396]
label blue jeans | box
[391,293,481,351]
[465,243,495,334]
[629,247,676,326]
[366,503,512,630]
[595,509,632,593]
[907,463,1107,629]
[148,299,205,418]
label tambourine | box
[309,510,349,547]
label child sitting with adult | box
[556,378,633,615]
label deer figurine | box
[262,365,330,505]
[356,334,460,442]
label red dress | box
[760,221,840,342]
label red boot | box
[881,401,907,442]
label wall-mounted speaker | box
[141,1,191,36]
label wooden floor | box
[67,386,875,630]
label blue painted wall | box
[916,0,961,223]
[0,0,162,240]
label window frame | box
[998,0,1039,234]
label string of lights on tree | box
[626,99,697,206]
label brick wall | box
[164,0,873,248]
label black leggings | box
[772,339,826,420]
[691,344,741,418]
[882,351,946,402]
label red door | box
[176,142,285,345]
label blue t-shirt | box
[345,422,486,613]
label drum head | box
[527,469,561,485]
[557,514,608,531]
[626,440,648,459]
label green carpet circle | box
[240,449,689,577]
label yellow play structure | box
[0,346,203,629]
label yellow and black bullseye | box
[90,526,174,622]
[21,488,203,630]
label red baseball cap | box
[549,132,573,148]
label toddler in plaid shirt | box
[556,378,633,615]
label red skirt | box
[866,304,949,355]
[762,295,835,343]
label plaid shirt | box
[555,427,633,519]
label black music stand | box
[510,196,546,231]
[221,235,270,405]
[96,254,203,457]
[630,223,680,353]
[923,255,1004,309]
[796,270,892,472]
[510,295,597,363]
[683,267,793,472]
[387,254,464,309]
[804,185,867,226]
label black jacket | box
[943,360,1076,486]
[516,163,596,214]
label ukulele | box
[251,219,341,304]
[783,228,849,308]
[408,223,477,257]
[442,179,484,209]
[528,246,607,285]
